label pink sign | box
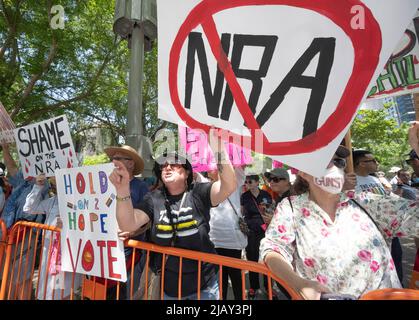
[179,126,252,172]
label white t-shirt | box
[356,175,387,195]
[208,167,248,250]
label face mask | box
[313,166,345,194]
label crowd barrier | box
[0,221,417,300]
[0,219,7,274]
[359,288,419,300]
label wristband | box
[116,195,131,202]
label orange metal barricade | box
[126,239,302,300]
[0,219,7,273]
[0,221,81,300]
[359,288,419,300]
[1,221,302,300]
[3,221,419,301]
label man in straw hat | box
[105,145,149,207]
[103,145,150,299]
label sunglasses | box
[268,177,287,183]
[160,162,183,170]
[111,156,132,161]
[244,180,255,184]
[330,158,347,169]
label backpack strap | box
[350,199,380,231]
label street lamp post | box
[113,0,157,177]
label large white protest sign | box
[157,0,419,177]
[368,10,419,99]
[56,163,127,282]
[0,101,16,144]
[14,115,78,178]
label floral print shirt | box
[259,190,418,298]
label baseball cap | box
[264,168,290,180]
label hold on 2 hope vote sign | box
[157,0,419,177]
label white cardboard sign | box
[157,0,419,177]
[56,163,127,282]
[368,10,419,99]
[14,115,78,178]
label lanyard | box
[167,191,188,246]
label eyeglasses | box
[160,162,183,170]
[268,177,287,183]
[244,180,255,184]
[111,156,132,161]
[361,159,378,164]
[329,158,347,169]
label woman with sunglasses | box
[260,145,418,299]
[264,168,292,205]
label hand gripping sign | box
[158,0,418,177]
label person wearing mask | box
[261,145,418,299]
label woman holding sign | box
[260,126,419,300]
[110,129,236,300]
[23,174,81,300]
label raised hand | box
[342,172,357,191]
[109,160,131,195]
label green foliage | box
[0,1,166,150]
[351,106,410,171]
[82,153,109,166]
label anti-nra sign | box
[157,0,418,177]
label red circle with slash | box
[168,0,382,155]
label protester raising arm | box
[208,129,237,206]
[1,143,18,177]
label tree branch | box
[0,0,20,61]
[10,1,56,118]
[26,40,120,120]
[10,38,58,118]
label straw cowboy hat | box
[104,145,144,175]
